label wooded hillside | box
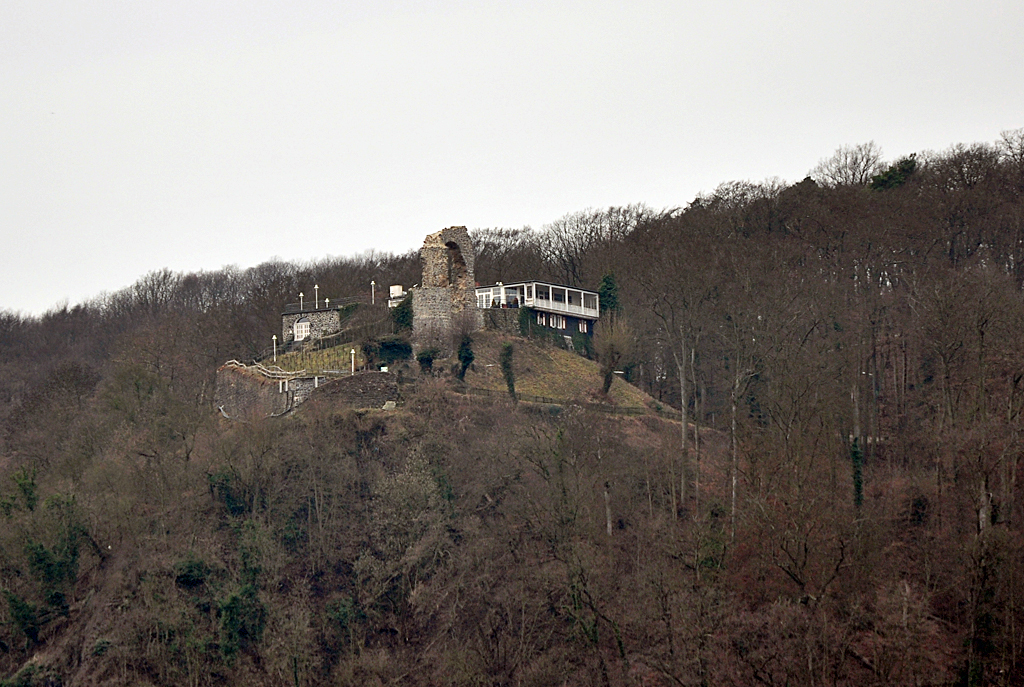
[2,130,1024,685]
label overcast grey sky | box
[2,0,1022,314]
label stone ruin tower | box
[412,226,482,344]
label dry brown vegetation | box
[3,129,1024,685]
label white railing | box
[222,360,306,379]
[520,297,597,318]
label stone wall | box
[412,287,453,344]
[215,365,399,419]
[481,308,522,336]
[309,371,399,409]
[412,226,482,345]
[215,366,291,418]
[281,309,342,345]
[289,376,332,405]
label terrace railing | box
[521,296,599,318]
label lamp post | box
[325,298,330,309]
[299,292,304,311]
[350,348,355,375]
[314,284,319,309]
[272,335,277,362]
[371,280,376,305]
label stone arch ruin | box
[412,226,482,344]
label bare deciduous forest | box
[3,131,1024,686]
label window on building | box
[536,312,547,326]
[477,293,488,309]
[550,314,565,329]
[294,318,311,341]
[578,320,588,333]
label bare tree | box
[810,141,885,187]
[538,205,660,287]
[593,315,636,395]
[471,226,540,284]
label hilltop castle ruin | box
[411,226,482,341]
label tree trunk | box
[852,378,861,446]
[979,475,991,533]
[693,349,702,514]
[675,337,688,514]
[731,375,739,540]
[604,482,613,536]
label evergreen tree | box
[851,438,864,509]
[598,272,620,316]
[869,154,917,190]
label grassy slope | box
[458,330,655,408]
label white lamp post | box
[371,280,376,305]
[272,335,277,362]
[350,348,355,375]
[325,297,330,309]
[299,292,304,310]
[314,284,319,309]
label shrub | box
[500,343,516,400]
[571,332,594,359]
[518,307,533,337]
[11,467,37,512]
[457,335,474,381]
[362,335,413,368]
[91,638,112,657]
[3,591,40,644]
[417,348,439,374]
[175,556,211,589]
[208,470,248,516]
[25,538,78,588]
[391,294,413,331]
[378,336,412,365]
[218,584,266,662]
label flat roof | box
[476,280,598,294]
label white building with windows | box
[475,281,600,335]
[280,302,345,347]
[387,284,408,308]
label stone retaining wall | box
[310,371,399,409]
[215,366,399,419]
[481,308,522,336]
[214,366,291,418]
